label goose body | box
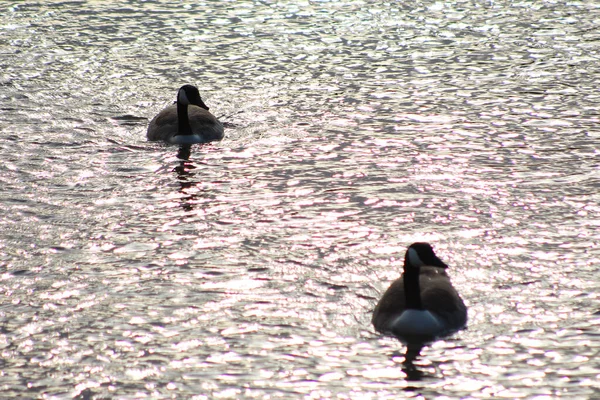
[372,243,467,340]
[147,84,224,145]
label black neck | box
[403,267,423,310]
[177,101,193,136]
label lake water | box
[1,1,600,398]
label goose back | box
[372,266,467,337]
[146,85,225,144]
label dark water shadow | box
[395,340,428,381]
[172,144,219,212]
[392,328,466,382]
[174,166,198,212]
[176,144,192,161]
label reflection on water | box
[176,144,192,162]
[1,0,600,398]
[398,341,427,382]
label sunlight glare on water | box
[1,0,600,398]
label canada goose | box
[147,84,224,145]
[372,242,467,340]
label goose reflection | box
[372,242,467,380]
[172,142,225,211]
[395,341,427,381]
[176,144,192,161]
[172,152,204,212]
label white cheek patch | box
[178,89,189,105]
[407,248,424,267]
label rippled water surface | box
[2,0,600,398]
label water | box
[1,0,600,398]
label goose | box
[147,84,224,145]
[372,242,467,340]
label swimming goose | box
[147,84,224,145]
[372,242,467,340]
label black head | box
[177,84,209,110]
[404,242,449,270]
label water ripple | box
[1,0,600,398]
